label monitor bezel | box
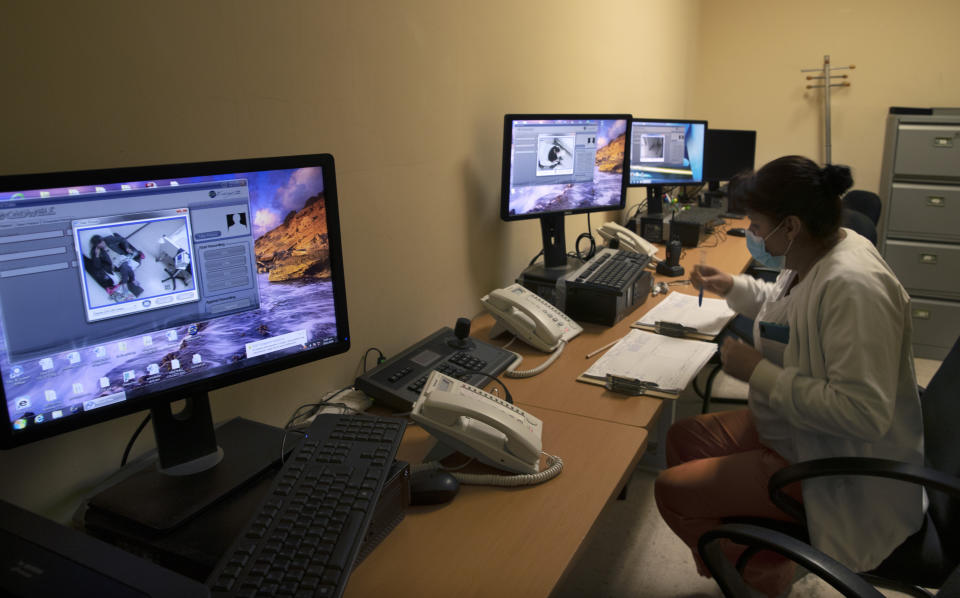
[0,153,351,449]
[499,114,632,222]
[627,117,708,187]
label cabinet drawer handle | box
[926,196,945,207]
[912,309,931,320]
[933,136,954,148]
[919,253,938,264]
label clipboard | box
[632,292,736,340]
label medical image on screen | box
[1,166,341,432]
[536,135,575,176]
[629,120,706,185]
[506,118,627,217]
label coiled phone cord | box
[411,452,564,487]
[503,340,566,378]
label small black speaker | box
[639,214,665,244]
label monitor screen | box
[703,128,756,182]
[628,119,707,186]
[501,115,631,220]
[0,154,350,448]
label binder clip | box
[654,321,697,338]
[604,374,660,396]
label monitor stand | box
[85,395,288,532]
[517,213,582,308]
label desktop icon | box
[170,359,180,370]
[166,330,178,342]
[146,182,157,188]
[169,181,179,186]
[51,410,63,420]
[34,414,45,424]
[142,335,153,347]
[13,419,27,430]
[72,382,84,394]
[15,396,31,410]
[192,353,202,365]
[39,190,50,198]
[147,363,160,375]
[67,351,81,365]
[123,370,135,382]
[95,186,106,193]
[187,324,198,336]
[117,341,127,352]
[94,346,107,358]
[99,376,110,388]
[9,365,23,379]
[39,357,54,371]
[121,184,131,191]
[68,189,79,195]
[44,390,57,402]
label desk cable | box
[503,339,567,378]
[411,452,564,487]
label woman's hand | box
[720,336,763,382]
[691,264,734,297]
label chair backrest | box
[841,208,878,247]
[921,335,960,559]
[842,190,882,226]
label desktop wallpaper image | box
[3,167,339,429]
[509,119,627,216]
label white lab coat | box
[725,228,925,572]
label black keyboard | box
[208,413,406,598]
[574,249,649,291]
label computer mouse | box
[409,470,460,506]
[728,227,747,237]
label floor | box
[550,358,942,598]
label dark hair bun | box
[821,164,853,196]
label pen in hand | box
[698,251,705,307]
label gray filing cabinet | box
[878,108,960,359]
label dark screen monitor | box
[0,154,350,522]
[501,114,631,269]
[628,118,706,213]
[704,128,757,187]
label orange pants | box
[654,408,803,597]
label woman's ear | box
[783,214,804,241]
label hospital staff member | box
[654,155,924,597]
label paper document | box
[634,292,735,338]
[582,329,717,394]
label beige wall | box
[0,0,699,519]
[690,0,960,195]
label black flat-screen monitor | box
[0,154,350,471]
[628,118,707,213]
[501,115,631,269]
[703,129,757,213]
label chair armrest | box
[769,457,960,524]
[698,523,885,597]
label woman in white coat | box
[654,155,924,597]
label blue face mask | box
[745,221,789,270]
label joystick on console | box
[447,317,473,349]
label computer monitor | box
[703,128,757,214]
[501,114,631,270]
[0,154,350,521]
[628,118,707,213]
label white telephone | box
[481,284,582,378]
[596,221,658,258]
[411,371,563,484]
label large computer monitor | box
[501,114,631,270]
[628,118,706,213]
[0,154,350,520]
[703,128,757,213]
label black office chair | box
[843,190,882,226]
[698,334,960,597]
[842,207,878,247]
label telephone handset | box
[597,221,658,258]
[481,283,582,353]
[411,372,562,485]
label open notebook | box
[580,329,717,395]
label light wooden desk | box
[347,218,750,597]
[473,218,753,429]
[346,407,648,598]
